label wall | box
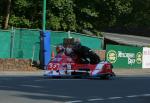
[0,29,103,61]
[0,59,38,71]
[106,44,143,69]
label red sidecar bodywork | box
[44,53,115,79]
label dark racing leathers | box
[72,44,100,64]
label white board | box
[142,47,150,68]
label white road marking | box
[21,85,41,88]
[65,100,83,103]
[34,79,43,81]
[126,95,140,98]
[65,93,150,103]
[89,93,150,102]
[34,79,85,81]
[108,97,123,99]
[141,94,150,96]
[88,98,104,101]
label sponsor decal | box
[118,51,135,65]
[107,50,117,63]
[107,50,142,65]
[136,52,142,64]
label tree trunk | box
[3,0,11,29]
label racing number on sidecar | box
[48,63,59,69]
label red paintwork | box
[47,52,114,77]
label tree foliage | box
[0,0,149,35]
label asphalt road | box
[0,76,150,103]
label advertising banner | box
[142,47,150,68]
[106,45,142,69]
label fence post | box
[10,26,15,58]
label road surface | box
[0,75,150,103]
